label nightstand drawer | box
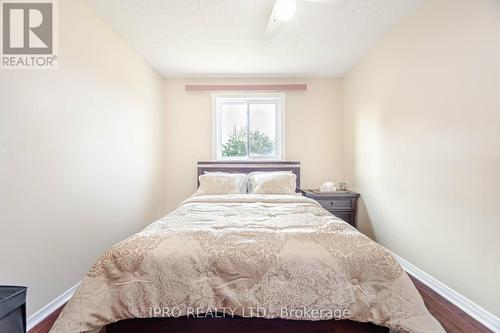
[329,211,354,226]
[301,189,360,229]
[317,198,352,210]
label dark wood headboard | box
[197,161,301,191]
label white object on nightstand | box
[320,181,336,192]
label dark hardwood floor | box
[409,276,492,333]
[28,305,64,333]
[28,275,492,333]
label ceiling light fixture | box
[274,0,296,22]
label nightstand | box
[300,189,360,227]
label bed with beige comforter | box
[50,194,444,333]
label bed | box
[50,161,444,333]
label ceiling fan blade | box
[264,8,281,38]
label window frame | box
[212,92,286,161]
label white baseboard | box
[27,282,81,332]
[393,253,500,333]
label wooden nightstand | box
[300,189,360,227]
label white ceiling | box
[85,0,421,78]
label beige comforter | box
[50,194,444,333]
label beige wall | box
[342,0,500,317]
[0,0,165,316]
[164,78,343,212]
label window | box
[212,93,284,160]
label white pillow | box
[245,171,291,193]
[194,173,246,196]
[248,172,297,194]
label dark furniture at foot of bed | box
[106,317,389,333]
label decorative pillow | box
[245,171,292,193]
[248,172,297,194]
[194,173,246,196]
